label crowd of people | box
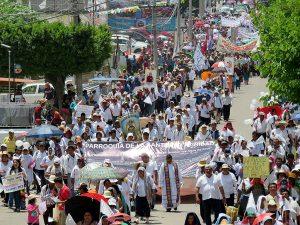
[0,3,300,225]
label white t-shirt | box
[198,104,212,118]
[0,161,13,176]
[145,160,158,178]
[70,165,81,190]
[196,174,222,200]
[218,172,237,198]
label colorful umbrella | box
[65,196,100,223]
[26,125,63,138]
[80,163,128,180]
[195,21,205,27]
[292,113,300,121]
[81,192,108,203]
[259,105,283,117]
[201,71,215,80]
[252,213,273,225]
[108,212,131,223]
[212,61,225,68]
[212,67,227,72]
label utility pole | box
[174,2,181,53]
[188,0,193,43]
[152,0,158,69]
[72,0,82,96]
[199,0,205,18]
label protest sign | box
[181,96,197,110]
[1,174,24,193]
[85,141,215,177]
[119,113,142,141]
[217,35,258,53]
[243,157,269,178]
[75,105,94,118]
[224,57,235,75]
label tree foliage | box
[0,21,112,106]
[0,0,39,22]
[252,0,300,103]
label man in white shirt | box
[164,118,176,141]
[101,100,113,122]
[109,98,121,122]
[33,141,48,193]
[196,164,226,225]
[140,153,158,209]
[165,101,176,121]
[222,89,233,122]
[63,145,81,187]
[187,68,196,91]
[72,118,86,137]
[218,164,237,207]
[70,158,85,196]
[212,91,223,124]
[198,98,212,125]
[253,112,268,141]
[157,114,167,141]
[171,123,186,141]
[182,108,195,138]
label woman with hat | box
[41,175,56,225]
[195,124,212,141]
[132,167,156,224]
[20,142,34,195]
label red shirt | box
[58,185,70,211]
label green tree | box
[252,0,300,103]
[0,0,39,22]
[0,21,112,107]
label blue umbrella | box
[26,125,63,138]
[292,114,300,121]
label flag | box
[100,199,113,216]
[39,0,46,9]
[193,44,206,71]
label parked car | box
[22,83,54,103]
[112,34,149,54]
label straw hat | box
[197,160,206,167]
[103,190,113,199]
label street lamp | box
[1,44,12,94]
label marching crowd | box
[0,6,300,225]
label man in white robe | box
[159,154,183,212]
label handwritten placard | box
[1,174,24,193]
[76,105,94,118]
[244,157,270,178]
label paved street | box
[0,77,268,224]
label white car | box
[22,83,54,103]
[112,34,148,54]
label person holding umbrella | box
[132,166,156,224]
